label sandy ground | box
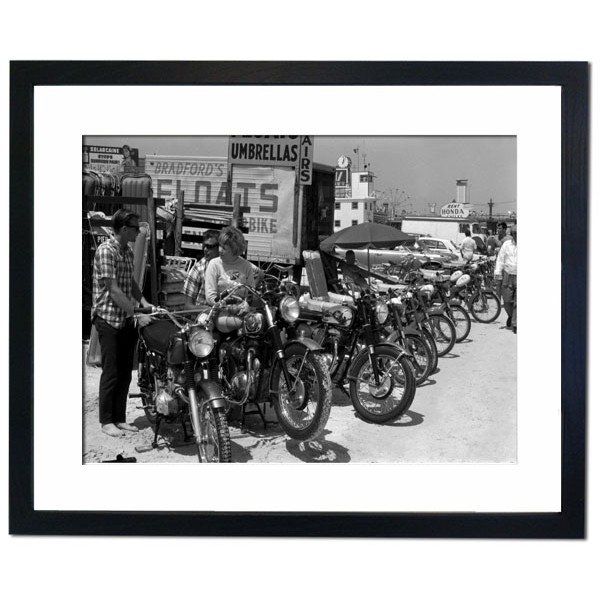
[83,319,516,464]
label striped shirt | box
[92,238,135,329]
[182,257,209,306]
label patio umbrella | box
[320,222,413,287]
[320,222,412,253]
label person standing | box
[494,226,517,332]
[92,209,153,436]
[460,229,477,261]
[182,229,220,308]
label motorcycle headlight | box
[375,301,389,324]
[279,296,300,322]
[188,327,215,358]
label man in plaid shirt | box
[92,209,154,437]
[182,229,220,307]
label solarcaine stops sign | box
[228,135,314,184]
[440,202,470,218]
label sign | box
[298,136,314,185]
[145,155,301,263]
[228,135,314,184]
[82,145,139,174]
[440,202,470,218]
[145,156,228,201]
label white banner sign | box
[440,202,470,218]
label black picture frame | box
[9,61,588,538]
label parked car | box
[396,236,461,260]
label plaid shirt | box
[182,257,208,305]
[92,238,135,329]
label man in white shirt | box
[494,226,517,332]
[460,230,478,261]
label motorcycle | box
[381,291,437,385]
[293,284,417,424]
[211,280,332,442]
[455,260,502,323]
[390,281,457,358]
[424,270,472,343]
[132,306,232,463]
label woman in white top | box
[204,226,262,306]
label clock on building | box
[337,155,350,169]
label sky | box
[84,135,517,216]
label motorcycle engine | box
[220,339,261,402]
[154,367,181,416]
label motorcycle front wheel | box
[426,313,456,357]
[447,303,472,343]
[348,346,416,423]
[272,342,332,441]
[468,289,502,323]
[197,404,232,463]
[386,330,433,386]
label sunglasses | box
[125,223,140,232]
[204,243,218,249]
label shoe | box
[506,317,512,328]
[102,423,123,437]
[115,422,139,432]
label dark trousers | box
[501,272,517,327]
[94,316,138,425]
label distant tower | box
[456,179,468,204]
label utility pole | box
[488,197,494,218]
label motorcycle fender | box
[402,325,421,337]
[196,379,226,409]
[285,337,323,353]
[375,341,410,358]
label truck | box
[144,155,335,265]
[400,215,483,245]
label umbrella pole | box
[368,248,371,290]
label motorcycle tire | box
[271,342,332,441]
[468,289,502,323]
[447,303,472,343]
[197,404,232,463]
[348,345,416,424]
[420,327,439,374]
[426,313,456,357]
[386,330,433,386]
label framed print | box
[9,61,588,537]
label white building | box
[333,155,376,231]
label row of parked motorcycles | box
[131,255,501,462]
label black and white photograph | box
[82,135,518,465]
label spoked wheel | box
[348,345,416,423]
[420,327,439,373]
[272,342,332,441]
[387,330,433,386]
[197,404,232,463]
[468,289,502,323]
[447,303,471,342]
[426,313,456,357]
